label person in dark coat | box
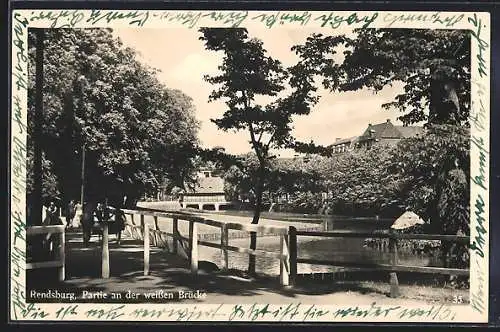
[43,201,62,258]
[66,200,77,229]
[44,201,62,225]
[81,202,96,247]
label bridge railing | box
[111,209,469,297]
[116,209,291,285]
[289,226,470,297]
[26,225,66,281]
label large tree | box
[293,29,470,125]
[316,144,400,217]
[199,28,326,274]
[294,29,471,266]
[27,29,200,213]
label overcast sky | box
[113,28,406,157]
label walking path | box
[26,230,467,307]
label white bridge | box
[181,194,232,211]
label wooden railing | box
[289,227,470,297]
[26,225,66,281]
[101,209,469,296]
[102,209,291,285]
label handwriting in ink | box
[315,12,379,29]
[11,176,26,210]
[398,304,455,320]
[13,95,27,134]
[471,136,488,191]
[468,13,489,78]
[383,12,463,27]
[22,303,50,320]
[252,11,311,29]
[85,305,125,320]
[86,10,149,27]
[12,136,26,179]
[30,10,85,28]
[229,303,302,321]
[55,305,79,319]
[272,303,301,321]
[11,210,26,245]
[13,13,29,92]
[202,11,249,28]
[11,246,25,278]
[470,257,486,314]
[470,99,487,132]
[11,278,26,320]
[163,11,203,29]
[470,193,486,258]
[230,303,275,321]
[302,304,329,321]
[158,304,224,321]
[129,307,165,319]
[334,302,401,318]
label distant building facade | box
[331,119,423,153]
[180,168,232,211]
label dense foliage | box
[199,28,332,274]
[221,153,324,213]
[290,28,472,262]
[27,29,200,209]
[292,29,470,125]
[387,124,470,235]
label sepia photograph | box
[10,9,491,323]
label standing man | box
[66,200,76,229]
[45,201,59,225]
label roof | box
[330,121,424,147]
[360,120,403,140]
[396,126,424,138]
[332,136,359,146]
[186,176,225,194]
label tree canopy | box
[293,29,470,125]
[199,27,330,274]
[27,29,200,208]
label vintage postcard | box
[10,8,490,323]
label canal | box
[190,211,443,277]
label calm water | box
[194,214,443,276]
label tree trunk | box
[32,28,44,226]
[429,68,460,125]
[61,89,77,208]
[248,168,264,275]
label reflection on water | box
[198,216,443,276]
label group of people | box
[80,199,126,247]
[42,198,121,229]
[36,197,128,251]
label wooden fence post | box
[154,216,159,230]
[131,214,135,225]
[221,224,229,271]
[289,226,297,285]
[173,217,178,255]
[389,231,400,298]
[101,223,110,278]
[189,220,198,274]
[58,230,66,281]
[144,222,150,276]
[280,231,290,286]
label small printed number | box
[452,295,464,304]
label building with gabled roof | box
[180,168,231,211]
[331,119,423,153]
[331,136,360,153]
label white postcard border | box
[10,9,490,323]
